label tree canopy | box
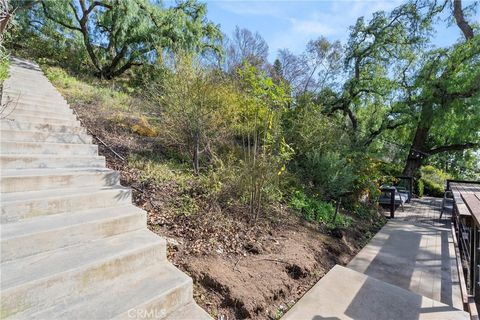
[15,0,222,78]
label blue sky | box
[202,0,479,61]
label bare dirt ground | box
[69,101,384,320]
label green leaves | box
[26,0,222,78]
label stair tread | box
[1,140,96,147]
[0,167,113,177]
[1,185,129,202]
[1,229,163,289]
[0,154,103,159]
[3,115,79,122]
[27,263,191,319]
[0,204,143,239]
[0,120,81,128]
[0,131,91,144]
[0,128,86,135]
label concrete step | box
[0,129,92,144]
[3,91,67,100]
[165,302,212,320]
[2,95,67,106]
[4,79,52,85]
[0,154,105,169]
[1,141,98,155]
[281,265,469,320]
[3,107,75,119]
[3,86,63,94]
[1,205,146,262]
[0,168,117,192]
[5,99,70,108]
[23,263,193,320]
[1,114,80,126]
[1,185,131,223]
[2,102,72,115]
[0,230,166,318]
[1,119,86,133]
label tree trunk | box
[0,13,10,35]
[402,104,433,177]
[453,0,474,40]
[192,132,200,175]
[403,152,423,178]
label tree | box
[303,0,479,177]
[153,54,236,175]
[301,37,343,93]
[276,48,308,94]
[402,0,480,176]
[24,0,222,79]
[328,1,441,139]
[235,63,292,218]
[275,38,343,96]
[224,26,269,72]
[1,0,41,35]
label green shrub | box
[289,190,352,228]
[416,179,424,197]
[421,179,444,197]
[302,151,356,200]
[0,49,9,84]
[419,165,449,197]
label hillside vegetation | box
[2,0,480,318]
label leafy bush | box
[419,165,449,197]
[302,151,356,201]
[0,49,9,84]
[289,190,352,228]
[149,54,237,175]
[422,179,444,197]
[416,179,424,197]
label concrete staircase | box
[0,58,210,319]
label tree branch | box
[453,0,474,40]
[85,1,112,16]
[41,2,81,31]
[428,142,479,155]
[363,119,409,146]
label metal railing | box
[448,180,480,319]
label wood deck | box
[350,197,464,309]
[282,196,470,320]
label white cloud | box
[289,17,337,36]
[267,1,404,57]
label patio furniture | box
[440,190,453,219]
[379,186,408,218]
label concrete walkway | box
[282,198,468,320]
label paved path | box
[349,197,463,309]
[282,197,468,320]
